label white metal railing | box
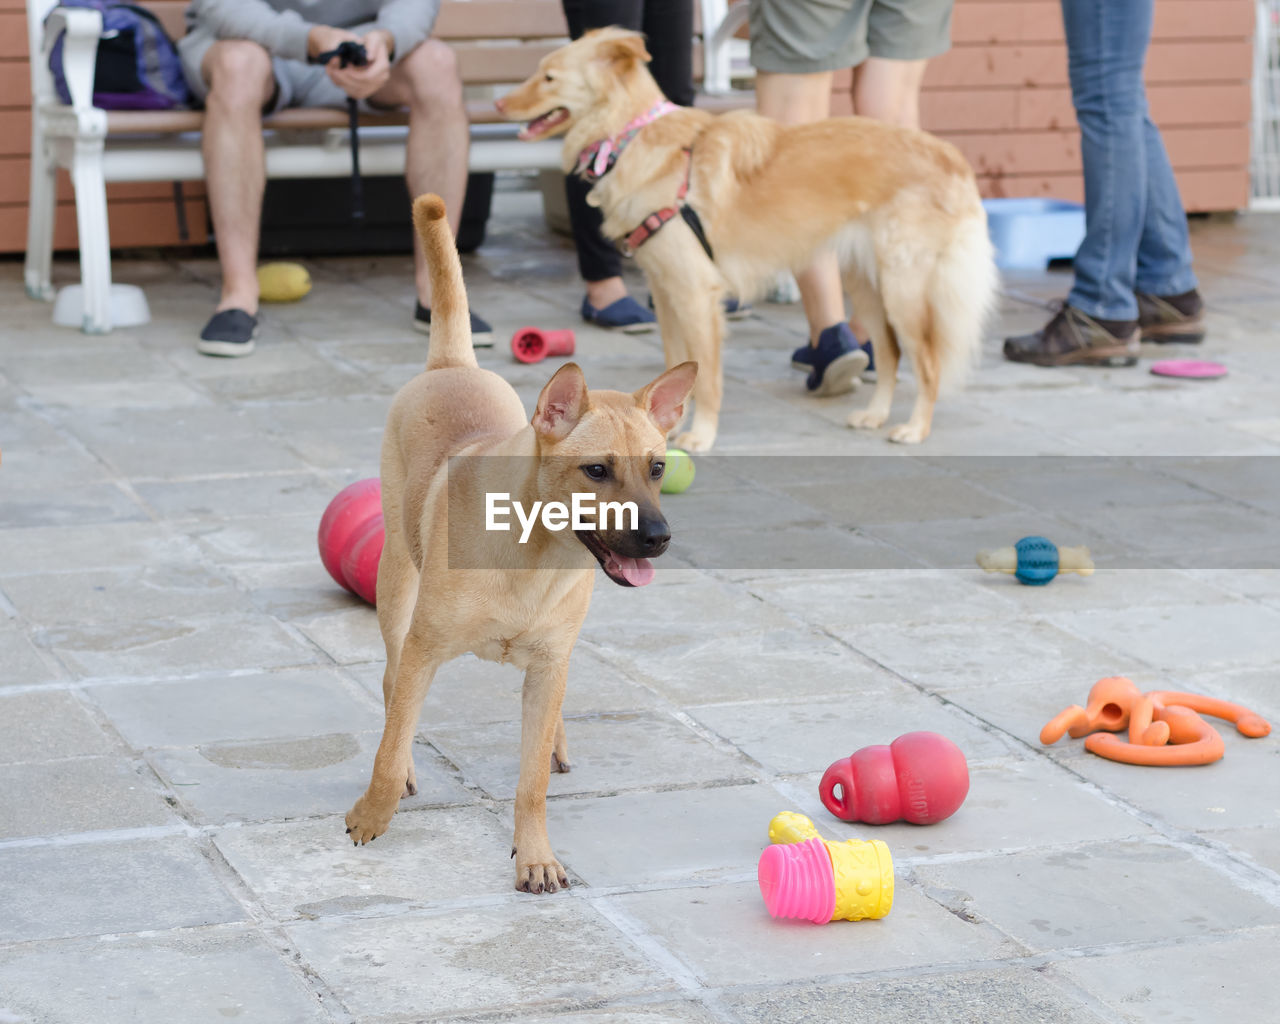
[1251,1,1280,207]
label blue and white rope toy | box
[976,535,1094,585]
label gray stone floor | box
[1,188,1278,1023]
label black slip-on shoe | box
[197,309,258,357]
[413,303,495,346]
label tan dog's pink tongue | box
[606,552,655,587]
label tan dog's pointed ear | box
[533,362,590,442]
[635,361,697,433]
[599,30,651,67]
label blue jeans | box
[1061,0,1198,320]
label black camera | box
[315,40,369,68]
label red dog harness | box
[575,103,715,261]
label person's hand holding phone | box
[325,29,395,101]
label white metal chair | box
[25,0,135,332]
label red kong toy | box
[317,478,384,605]
[820,731,970,825]
[511,327,575,364]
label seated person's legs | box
[197,40,276,356]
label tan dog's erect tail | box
[413,194,475,372]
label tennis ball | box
[661,448,695,494]
[257,262,311,302]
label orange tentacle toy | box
[1041,680,1272,767]
[1039,677,1144,745]
[1144,691,1271,739]
[1087,701,1226,766]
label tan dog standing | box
[345,194,696,893]
[497,27,997,449]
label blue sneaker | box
[581,295,656,333]
[805,323,869,397]
[793,337,875,381]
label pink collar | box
[575,100,679,181]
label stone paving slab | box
[687,686,1021,776]
[0,756,176,840]
[85,668,382,749]
[545,782,794,888]
[0,836,245,943]
[798,755,1156,860]
[1053,929,1280,1024]
[725,968,1110,1024]
[214,806,514,920]
[0,690,117,762]
[0,930,327,1024]
[605,880,1022,987]
[910,839,1280,953]
[608,625,901,706]
[428,710,755,800]
[148,732,473,826]
[286,900,680,1020]
[36,614,322,680]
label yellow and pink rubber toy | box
[1041,676,1272,766]
[757,812,894,924]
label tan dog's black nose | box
[637,517,670,557]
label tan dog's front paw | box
[673,427,715,453]
[888,421,929,445]
[402,760,418,798]
[345,793,395,846]
[847,408,888,431]
[512,843,569,894]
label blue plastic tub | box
[983,198,1085,270]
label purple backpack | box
[48,1,191,110]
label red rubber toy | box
[820,731,970,825]
[317,478,384,605]
[511,327,575,364]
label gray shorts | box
[178,22,381,111]
[749,0,953,74]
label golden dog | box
[498,27,997,448]
[345,193,696,893]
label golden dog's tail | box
[930,208,998,393]
[413,193,476,371]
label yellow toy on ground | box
[257,262,312,302]
[757,812,894,924]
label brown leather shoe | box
[1004,304,1140,367]
[1136,290,1205,343]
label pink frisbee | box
[1150,359,1227,379]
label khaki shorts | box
[749,0,953,74]
[178,22,381,111]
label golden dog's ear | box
[635,361,697,433]
[533,362,591,442]
[598,30,651,67]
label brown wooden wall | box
[0,0,1256,256]
[830,0,1256,212]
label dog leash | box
[313,41,368,222]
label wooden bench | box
[22,0,751,332]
